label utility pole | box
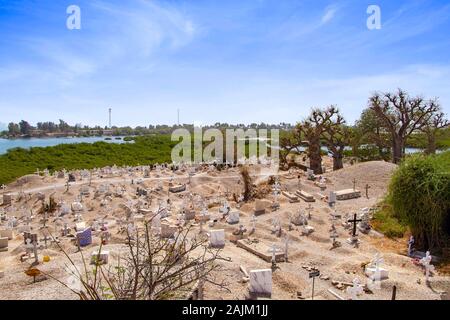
[177,108,180,126]
[108,108,112,128]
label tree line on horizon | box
[1,120,295,138]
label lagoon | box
[0,136,131,155]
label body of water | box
[0,136,132,154]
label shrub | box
[387,151,450,250]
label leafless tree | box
[48,223,230,300]
[421,112,449,155]
[369,89,440,164]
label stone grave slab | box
[237,239,285,262]
[295,190,315,202]
[335,189,361,200]
[282,191,299,203]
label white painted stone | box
[226,211,240,224]
[76,222,86,231]
[365,267,389,280]
[249,269,272,295]
[209,229,225,248]
[329,191,337,204]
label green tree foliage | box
[387,151,450,250]
[0,135,177,185]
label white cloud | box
[321,6,337,25]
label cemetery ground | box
[0,158,449,300]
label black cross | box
[348,213,362,237]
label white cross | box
[284,235,291,260]
[420,251,435,283]
[250,214,257,232]
[269,243,279,263]
[306,204,313,219]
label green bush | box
[387,151,450,249]
[0,135,176,184]
[372,204,407,238]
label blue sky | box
[0,0,449,127]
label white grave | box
[226,211,240,224]
[209,229,225,248]
[249,269,272,296]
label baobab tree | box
[356,108,391,160]
[324,124,352,171]
[279,130,303,168]
[297,106,343,174]
[421,111,449,155]
[369,89,440,164]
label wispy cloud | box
[321,5,338,25]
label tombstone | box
[270,218,282,237]
[161,223,177,238]
[226,211,240,225]
[90,250,110,265]
[0,229,13,240]
[328,191,337,207]
[209,229,225,248]
[2,194,12,206]
[219,200,231,215]
[357,208,372,234]
[291,210,308,226]
[80,185,90,196]
[301,225,315,236]
[347,278,364,300]
[7,216,18,229]
[365,252,389,281]
[306,169,315,181]
[169,184,186,193]
[254,200,270,216]
[231,225,247,242]
[60,203,71,216]
[76,228,92,247]
[419,251,435,283]
[23,233,39,265]
[249,269,272,296]
[61,223,71,237]
[71,201,83,212]
[151,212,161,230]
[0,237,8,252]
[75,222,86,232]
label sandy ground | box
[0,159,449,300]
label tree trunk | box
[333,153,344,171]
[308,138,322,174]
[392,135,404,164]
[425,133,436,155]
